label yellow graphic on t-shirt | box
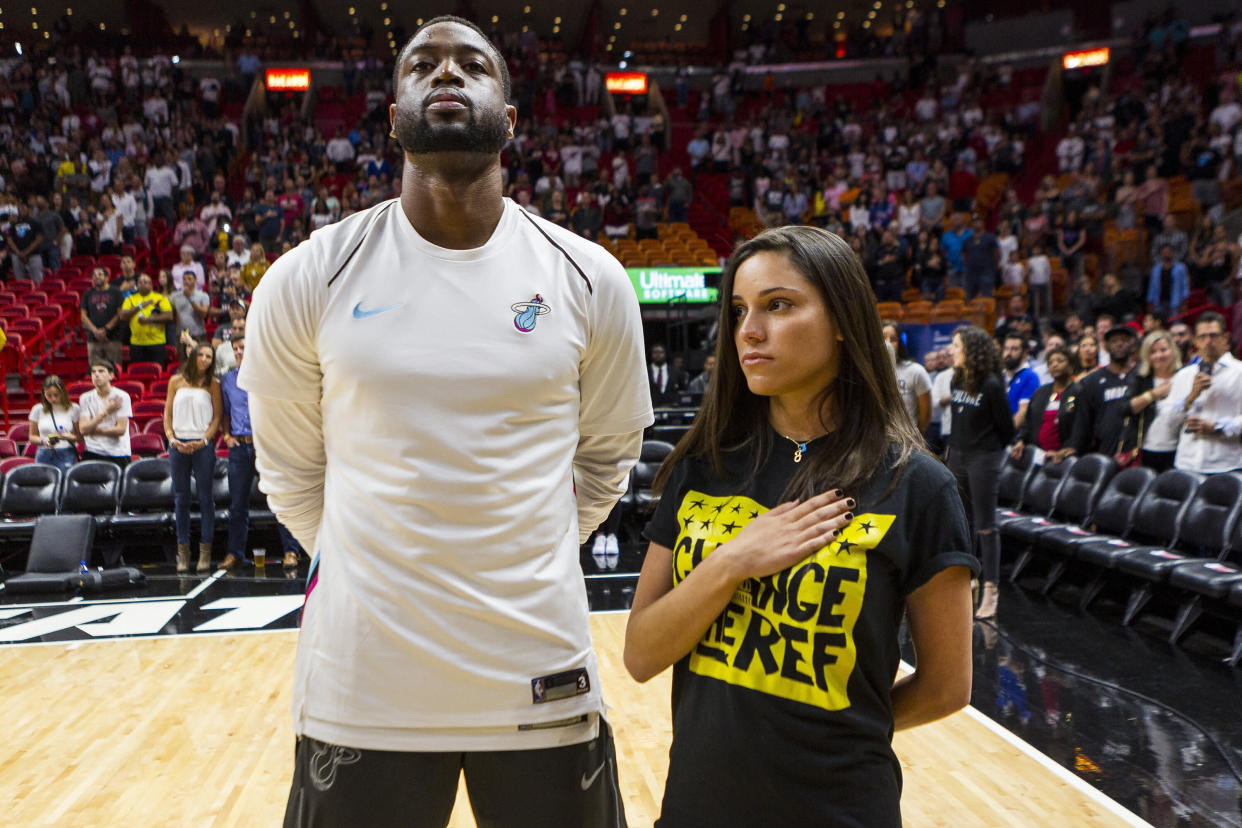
[671,490,894,711]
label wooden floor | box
[0,613,1145,827]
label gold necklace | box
[783,433,810,463]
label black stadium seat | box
[999,456,1076,579]
[1116,471,1242,632]
[1011,454,1117,594]
[59,461,123,530]
[1073,469,1201,624]
[112,458,174,537]
[993,445,1037,526]
[1032,466,1158,610]
[0,464,62,543]
[622,440,675,518]
[1161,473,1242,645]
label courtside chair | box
[1116,472,1242,637]
[59,461,123,533]
[1001,457,1077,582]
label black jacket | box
[1017,382,1081,450]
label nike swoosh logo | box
[352,301,405,319]
[580,761,606,790]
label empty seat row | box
[0,459,276,542]
[996,449,1242,665]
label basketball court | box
[0,564,1180,826]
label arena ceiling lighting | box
[1062,46,1110,71]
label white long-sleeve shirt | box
[1168,353,1242,473]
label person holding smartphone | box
[29,376,80,473]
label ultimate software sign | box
[627,267,720,304]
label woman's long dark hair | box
[951,325,1004,394]
[654,225,924,502]
[179,342,215,388]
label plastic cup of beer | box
[254,547,266,568]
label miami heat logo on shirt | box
[511,293,552,332]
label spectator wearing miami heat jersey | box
[242,17,650,827]
[627,227,974,827]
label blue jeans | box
[228,442,301,558]
[34,446,76,473]
[170,442,216,545]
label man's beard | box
[392,100,509,156]
[1004,357,1022,371]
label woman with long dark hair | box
[946,325,1016,619]
[625,226,975,826]
[29,375,79,473]
[164,340,223,572]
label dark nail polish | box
[830,529,839,538]
[844,512,854,522]
[834,489,844,497]
[846,498,856,508]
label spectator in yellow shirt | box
[240,242,270,290]
[119,273,175,366]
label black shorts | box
[283,719,626,828]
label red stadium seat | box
[132,400,167,419]
[7,423,29,444]
[0,439,17,458]
[124,362,163,381]
[113,380,145,401]
[130,433,166,457]
[0,456,34,475]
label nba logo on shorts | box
[533,678,546,702]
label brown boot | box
[196,542,212,572]
[176,543,191,573]
[220,553,244,571]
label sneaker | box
[591,534,608,569]
[603,534,620,570]
[283,551,299,568]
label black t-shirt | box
[81,287,124,341]
[1071,366,1133,455]
[6,219,41,252]
[644,438,975,827]
[949,374,1016,453]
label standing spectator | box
[1170,313,1242,474]
[1149,214,1189,264]
[1127,330,1183,472]
[1056,124,1085,172]
[882,321,932,432]
[164,341,222,573]
[665,168,693,222]
[919,181,946,231]
[570,191,602,240]
[940,213,971,288]
[240,242,270,291]
[1009,346,1079,464]
[1071,325,1137,456]
[326,127,355,172]
[1056,209,1087,279]
[685,128,710,171]
[1073,332,1102,381]
[171,273,210,360]
[32,196,65,273]
[1001,249,1026,292]
[916,234,946,301]
[173,208,210,259]
[1147,244,1190,316]
[686,355,715,396]
[80,266,124,367]
[1001,332,1041,427]
[254,189,283,246]
[143,152,179,227]
[219,335,303,570]
[870,231,907,302]
[120,273,174,366]
[29,376,80,474]
[226,234,251,268]
[648,343,686,406]
[1134,165,1169,238]
[930,348,954,454]
[633,187,660,241]
[77,359,132,469]
[947,326,1016,619]
[170,245,205,292]
[960,215,998,301]
[6,203,45,282]
[200,191,232,241]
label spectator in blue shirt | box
[1147,244,1189,315]
[1002,332,1041,427]
[940,212,972,286]
[219,335,304,570]
[961,215,1000,301]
